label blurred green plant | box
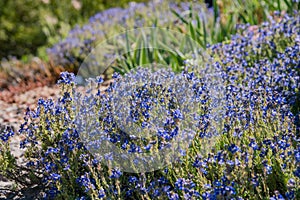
[0,0,147,60]
[0,0,46,59]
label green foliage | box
[172,0,299,47]
[111,28,199,75]
[266,158,287,196]
[0,142,15,176]
[0,0,47,59]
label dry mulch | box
[0,85,61,129]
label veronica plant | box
[8,12,300,200]
[19,64,218,199]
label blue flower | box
[173,109,183,120]
[228,144,240,154]
[110,169,122,179]
[98,189,106,198]
[45,147,59,156]
[50,173,61,181]
[0,127,14,142]
[57,72,75,85]
[294,167,300,178]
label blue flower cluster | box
[16,12,300,200]
[0,126,14,142]
[73,66,212,175]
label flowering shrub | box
[194,12,300,199]
[11,12,300,199]
[19,67,213,198]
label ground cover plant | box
[0,0,300,199]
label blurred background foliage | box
[0,0,147,61]
[0,0,298,63]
